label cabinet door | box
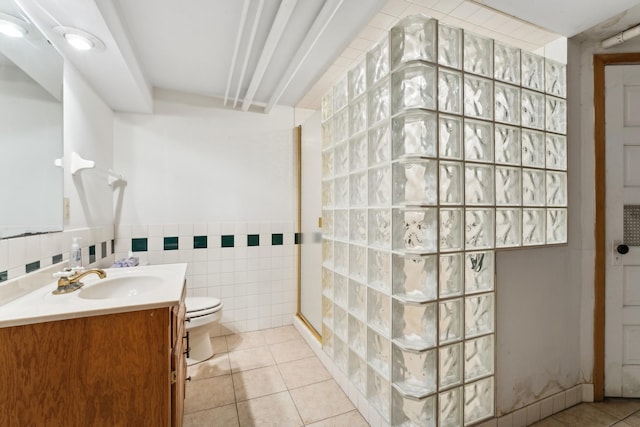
[171,299,187,427]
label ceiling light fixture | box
[53,26,104,51]
[0,13,28,38]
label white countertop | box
[0,263,187,328]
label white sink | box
[78,275,164,300]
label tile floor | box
[183,325,369,427]
[531,398,640,427]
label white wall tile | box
[526,401,541,424]
[163,224,180,236]
[512,408,527,427]
[582,384,594,402]
[221,223,235,235]
[565,385,581,407]
[8,238,26,270]
[539,396,553,419]
[193,223,208,235]
[207,223,221,235]
[147,224,163,237]
[552,391,566,414]
[0,239,9,272]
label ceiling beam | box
[233,0,264,108]
[241,0,298,112]
[224,0,249,106]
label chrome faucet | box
[53,268,107,295]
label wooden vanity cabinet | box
[0,290,187,427]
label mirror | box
[0,0,63,239]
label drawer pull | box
[184,331,190,358]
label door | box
[605,64,640,396]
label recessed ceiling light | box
[53,26,105,51]
[0,13,28,38]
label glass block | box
[464,377,494,425]
[465,208,495,250]
[334,75,348,112]
[350,134,368,172]
[334,241,348,274]
[349,96,367,136]
[439,343,463,389]
[349,244,366,282]
[367,36,390,87]
[392,160,438,206]
[439,387,462,427]
[349,59,367,100]
[322,267,333,298]
[349,172,367,207]
[440,115,463,160]
[369,208,391,248]
[322,149,334,179]
[464,119,493,162]
[369,166,392,206]
[368,328,391,378]
[334,272,348,308]
[439,298,463,344]
[322,120,333,149]
[369,287,391,336]
[335,337,348,374]
[334,305,347,341]
[392,111,437,159]
[465,335,494,382]
[392,254,437,303]
[391,63,437,112]
[439,253,463,298]
[321,90,333,122]
[440,161,464,205]
[545,59,566,98]
[438,69,462,115]
[392,300,437,350]
[494,41,520,84]
[368,367,391,420]
[546,134,567,170]
[465,293,494,337]
[322,238,333,267]
[391,345,437,398]
[393,208,438,254]
[521,89,545,130]
[463,75,493,120]
[323,323,334,357]
[349,280,366,321]
[440,208,464,252]
[465,251,495,294]
[322,296,333,326]
[349,209,367,244]
[323,208,334,238]
[463,32,493,77]
[390,15,437,69]
[391,390,436,427]
[465,164,495,205]
[349,315,367,356]
[522,169,545,206]
[496,208,522,248]
[334,108,348,143]
[369,121,391,166]
[369,248,392,293]
[369,79,391,125]
[495,124,521,165]
[547,171,567,206]
[495,166,522,206]
[523,208,546,246]
[495,82,520,125]
[521,51,544,91]
[547,208,568,244]
[349,351,367,393]
[546,96,567,134]
[521,129,545,168]
[334,142,348,176]
[438,24,462,69]
[334,209,348,241]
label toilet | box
[185,296,223,365]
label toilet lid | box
[186,296,222,314]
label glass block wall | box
[320,15,567,427]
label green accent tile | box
[221,235,234,248]
[52,254,63,264]
[131,238,148,252]
[111,239,115,254]
[272,233,283,246]
[26,261,40,274]
[194,235,208,249]
[247,234,260,247]
[164,236,179,251]
[89,245,96,263]
[101,242,107,259]
[0,271,6,282]
[295,233,301,245]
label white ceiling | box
[7,0,640,113]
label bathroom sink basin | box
[78,275,162,300]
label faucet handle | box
[53,268,76,279]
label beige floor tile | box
[184,375,235,414]
[613,422,634,427]
[531,417,571,426]
[212,336,228,353]
[237,391,303,427]
[552,402,619,427]
[263,325,301,344]
[228,346,276,372]
[270,337,314,364]
[233,365,287,401]
[289,379,354,424]
[188,352,231,380]
[183,403,239,427]
[591,398,640,420]
[305,410,369,427]
[226,331,267,351]
[622,412,640,427]
[279,356,332,389]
